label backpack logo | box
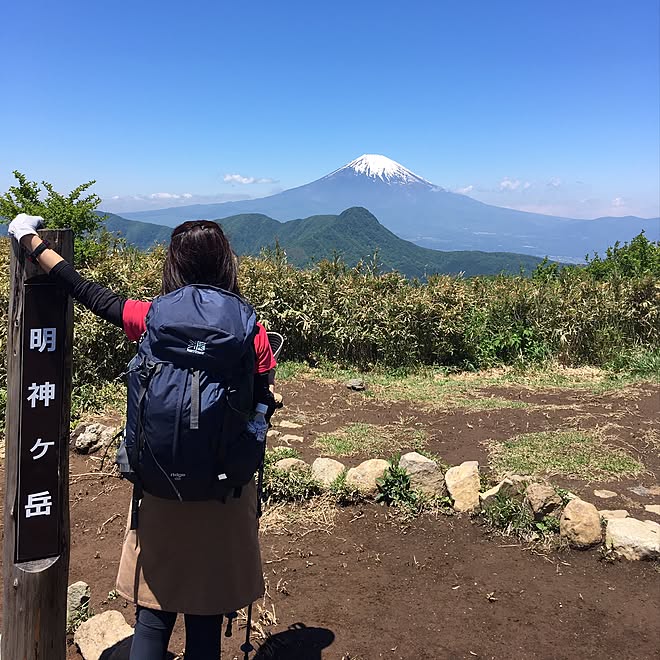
[187,339,206,355]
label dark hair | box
[162,220,240,295]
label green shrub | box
[606,347,660,380]
[329,471,362,505]
[376,461,419,507]
[0,225,658,435]
[261,449,321,503]
[584,232,660,280]
[481,492,561,540]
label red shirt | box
[122,299,276,374]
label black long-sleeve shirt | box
[49,260,274,410]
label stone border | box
[271,450,660,562]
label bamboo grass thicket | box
[0,237,657,400]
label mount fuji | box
[119,155,658,261]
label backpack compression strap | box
[129,362,163,530]
[190,369,200,429]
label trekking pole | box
[240,603,255,659]
[256,459,265,518]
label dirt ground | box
[1,376,659,659]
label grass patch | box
[72,380,126,424]
[262,464,321,504]
[295,360,654,403]
[265,446,300,462]
[452,397,528,410]
[262,446,321,503]
[313,423,426,457]
[481,492,560,541]
[488,430,644,480]
[274,360,311,382]
[606,347,660,382]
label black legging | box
[130,606,222,660]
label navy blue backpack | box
[117,285,263,526]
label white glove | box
[8,213,44,242]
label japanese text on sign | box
[30,438,54,460]
[16,284,67,563]
[24,491,53,518]
[29,327,56,352]
[26,381,56,408]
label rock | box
[267,429,281,439]
[506,474,532,487]
[274,458,309,472]
[525,483,563,520]
[605,517,660,560]
[74,610,133,660]
[593,489,618,499]
[346,378,366,391]
[280,434,304,444]
[311,457,345,487]
[599,510,629,520]
[398,452,446,497]
[444,461,480,512]
[278,420,302,429]
[628,485,657,497]
[73,423,118,455]
[67,581,91,630]
[479,479,517,507]
[644,504,660,516]
[560,499,602,548]
[346,459,389,495]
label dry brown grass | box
[260,495,338,538]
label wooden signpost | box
[2,230,74,660]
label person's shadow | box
[254,623,335,659]
[97,623,333,659]
[98,637,176,659]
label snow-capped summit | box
[120,153,656,262]
[325,154,435,187]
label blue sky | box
[1,0,658,218]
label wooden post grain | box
[2,230,74,660]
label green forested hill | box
[99,207,549,277]
[101,212,172,246]
[219,207,547,277]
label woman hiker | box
[8,213,276,660]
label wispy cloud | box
[148,192,194,200]
[612,196,626,208]
[499,177,531,192]
[223,173,278,185]
[99,192,253,213]
[547,177,562,189]
[454,185,474,195]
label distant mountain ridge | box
[116,154,659,262]
[102,206,549,278]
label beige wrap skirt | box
[115,479,264,615]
